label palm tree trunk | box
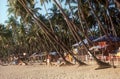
[87,0,112,44]
[77,0,93,46]
[18,0,112,69]
[18,0,78,65]
[43,2,54,32]
[42,1,74,65]
[43,30,73,65]
[54,0,93,45]
[96,0,117,37]
[107,9,117,37]
[77,0,93,36]
[53,0,88,65]
[114,0,120,10]
[53,0,111,68]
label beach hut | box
[72,37,97,61]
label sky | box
[0,0,54,25]
[0,0,68,25]
[0,0,8,24]
[0,0,50,24]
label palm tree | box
[9,0,120,69]
[17,0,86,65]
[87,0,113,43]
[39,0,54,32]
[77,0,94,45]
[65,0,77,22]
[53,0,112,68]
[96,0,117,37]
[17,0,112,68]
[0,24,12,59]
[114,0,120,10]
[5,16,19,46]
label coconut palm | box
[7,0,120,69]
[53,0,112,68]
[114,0,120,10]
[40,0,54,32]
[17,0,86,65]
[0,24,12,59]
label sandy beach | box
[0,64,120,79]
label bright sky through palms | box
[0,0,53,24]
[0,0,8,24]
[0,0,69,24]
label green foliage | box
[0,0,119,59]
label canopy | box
[30,53,46,57]
[72,39,88,47]
[89,45,108,51]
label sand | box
[0,64,120,79]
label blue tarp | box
[72,35,120,47]
[93,35,120,42]
[72,37,96,47]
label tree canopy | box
[0,0,120,68]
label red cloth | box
[98,42,106,47]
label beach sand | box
[0,64,120,79]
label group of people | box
[7,55,26,65]
[45,53,76,66]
